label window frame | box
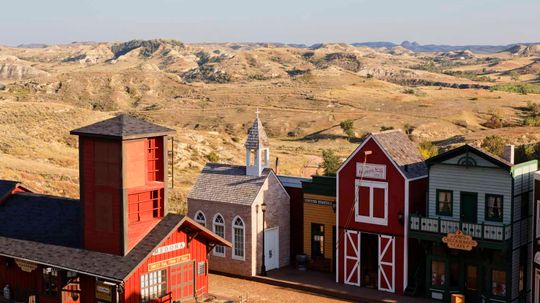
[41,267,59,298]
[485,194,504,222]
[213,213,225,257]
[430,259,446,289]
[140,269,168,303]
[194,210,206,227]
[436,189,453,217]
[354,179,388,226]
[232,216,245,261]
[491,269,507,297]
[311,223,325,258]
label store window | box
[485,194,503,222]
[213,214,225,256]
[436,190,453,216]
[431,260,445,287]
[42,267,59,297]
[492,270,506,297]
[232,216,245,260]
[140,270,167,302]
[311,223,325,257]
[466,265,478,291]
[195,210,206,227]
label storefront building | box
[410,144,536,302]
[0,115,230,303]
[301,175,336,272]
[336,130,428,294]
[533,172,540,303]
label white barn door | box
[378,235,395,292]
[264,227,279,271]
[344,230,361,286]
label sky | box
[1,0,539,46]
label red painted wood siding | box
[123,229,209,303]
[81,137,123,255]
[338,138,405,235]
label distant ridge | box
[17,43,48,49]
[352,41,540,53]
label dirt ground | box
[207,274,346,303]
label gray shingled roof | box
[70,114,175,140]
[188,163,271,205]
[426,144,513,169]
[245,117,269,150]
[0,192,82,248]
[371,130,427,179]
[0,214,184,282]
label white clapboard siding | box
[429,165,512,224]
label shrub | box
[481,135,506,157]
[419,142,438,159]
[380,126,394,131]
[205,151,220,162]
[321,149,341,176]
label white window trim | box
[354,179,388,226]
[195,210,206,227]
[213,213,225,257]
[232,216,245,261]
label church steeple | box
[245,110,270,176]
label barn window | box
[485,194,503,222]
[436,189,453,216]
[195,211,206,227]
[354,180,388,225]
[213,214,225,257]
[140,270,167,302]
[42,267,59,297]
[232,216,245,260]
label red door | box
[170,261,194,301]
[344,230,360,286]
[378,235,395,292]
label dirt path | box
[208,274,346,303]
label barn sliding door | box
[378,235,395,292]
[344,230,361,286]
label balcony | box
[409,215,512,242]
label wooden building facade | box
[410,144,536,303]
[533,172,540,303]
[0,115,230,303]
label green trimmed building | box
[409,144,536,302]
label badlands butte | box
[1,39,540,211]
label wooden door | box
[264,227,279,271]
[170,261,194,301]
[460,192,478,223]
[378,235,395,293]
[465,264,480,302]
[344,230,360,286]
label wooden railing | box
[409,215,512,241]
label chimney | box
[503,144,515,164]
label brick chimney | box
[503,144,515,164]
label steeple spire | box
[245,111,270,176]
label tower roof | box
[70,114,175,140]
[244,116,269,150]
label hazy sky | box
[2,0,538,46]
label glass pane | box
[492,270,506,296]
[467,265,477,290]
[431,260,445,286]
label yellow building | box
[302,176,336,272]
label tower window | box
[147,137,163,182]
[250,150,256,166]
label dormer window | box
[436,190,453,216]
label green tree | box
[339,120,355,138]
[321,149,341,176]
[481,135,507,157]
[205,151,220,162]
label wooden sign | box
[95,281,113,302]
[15,260,37,273]
[442,230,478,251]
[148,254,191,271]
[356,163,386,180]
[152,242,186,256]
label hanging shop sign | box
[148,254,191,271]
[15,260,37,273]
[356,163,386,180]
[442,230,478,251]
[152,242,186,256]
[95,281,113,302]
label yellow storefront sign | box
[442,230,478,251]
[148,254,191,271]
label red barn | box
[0,115,230,303]
[336,130,427,294]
